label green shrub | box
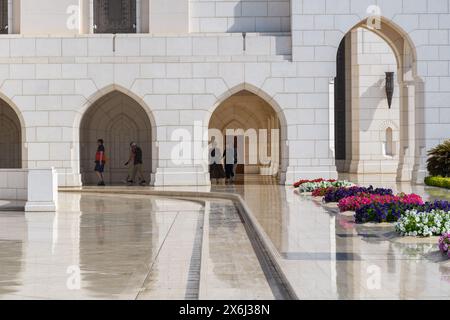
[425,176,450,189]
[426,139,450,177]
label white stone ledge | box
[0,33,292,59]
[1,32,292,38]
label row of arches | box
[0,87,286,185]
[0,17,421,184]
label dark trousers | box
[225,164,234,179]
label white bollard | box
[25,168,58,212]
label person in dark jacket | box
[209,138,225,184]
[223,142,237,183]
[127,142,146,186]
[94,139,106,186]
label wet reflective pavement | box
[0,194,274,300]
[1,176,450,299]
[211,176,450,299]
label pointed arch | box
[207,84,288,183]
[78,87,156,185]
[207,83,288,139]
[339,17,418,82]
[0,93,26,168]
[74,84,157,133]
[334,16,422,182]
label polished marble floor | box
[0,194,274,300]
[211,175,450,299]
[1,175,450,300]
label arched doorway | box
[0,99,22,168]
[208,90,282,184]
[79,91,153,185]
[334,19,418,182]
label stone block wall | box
[0,1,449,185]
[189,0,291,32]
[0,169,27,200]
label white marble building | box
[0,0,449,188]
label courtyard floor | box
[0,175,449,299]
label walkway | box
[1,174,449,299]
[213,175,450,299]
[0,194,275,299]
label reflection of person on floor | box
[94,139,106,186]
[223,142,237,184]
[209,138,225,184]
[95,199,106,245]
[232,142,238,180]
[127,142,146,186]
[124,142,136,183]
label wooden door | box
[94,0,136,34]
[0,0,8,34]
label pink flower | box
[338,193,424,212]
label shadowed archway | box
[79,91,152,185]
[0,99,22,168]
[208,90,282,183]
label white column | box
[136,0,141,33]
[89,0,94,34]
[399,81,425,183]
[329,79,335,159]
[7,0,12,33]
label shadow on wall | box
[227,0,290,33]
[359,78,395,132]
[222,0,291,57]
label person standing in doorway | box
[129,142,146,186]
[232,138,239,182]
[223,142,236,184]
[124,142,136,184]
[94,139,106,186]
[209,137,225,184]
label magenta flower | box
[338,193,423,212]
[438,233,450,259]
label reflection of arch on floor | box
[0,98,22,168]
[208,89,284,182]
[334,17,421,182]
[79,91,153,185]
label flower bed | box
[338,193,423,212]
[438,233,450,258]
[323,186,393,203]
[356,200,450,224]
[293,178,336,188]
[395,209,450,237]
[312,187,335,197]
[297,180,352,193]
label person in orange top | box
[94,139,106,186]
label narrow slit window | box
[385,127,394,157]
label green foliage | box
[425,176,450,189]
[426,140,450,177]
